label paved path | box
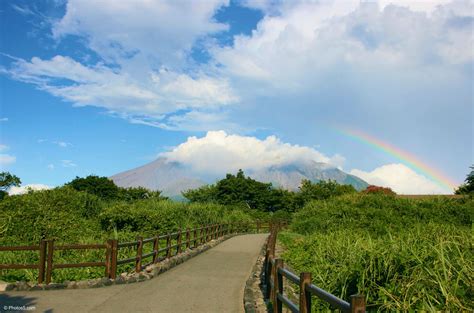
[0,234,267,313]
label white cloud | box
[8,184,51,195]
[47,164,55,170]
[0,117,8,122]
[52,0,229,66]
[53,141,72,148]
[61,160,77,167]
[0,144,9,152]
[213,0,473,92]
[7,55,237,129]
[350,163,448,194]
[3,0,237,130]
[161,130,342,175]
[2,0,472,150]
[0,154,16,167]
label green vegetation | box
[183,170,356,212]
[0,177,254,283]
[279,194,473,311]
[0,171,21,200]
[2,169,471,311]
[455,165,474,195]
[66,175,166,200]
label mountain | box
[110,158,368,199]
[110,158,206,200]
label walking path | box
[0,234,267,313]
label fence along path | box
[1,222,267,284]
[263,224,366,313]
[0,233,268,313]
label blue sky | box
[0,0,472,194]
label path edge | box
[243,234,269,313]
[2,233,244,292]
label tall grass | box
[280,194,473,312]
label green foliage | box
[455,165,474,195]
[66,175,121,200]
[297,179,356,203]
[119,186,165,201]
[183,169,293,212]
[280,194,474,311]
[0,186,253,283]
[291,194,472,236]
[66,175,165,201]
[0,186,102,244]
[183,170,355,212]
[98,200,247,235]
[0,172,21,200]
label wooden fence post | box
[166,233,172,259]
[350,294,366,313]
[45,239,54,284]
[105,239,112,278]
[273,259,283,313]
[300,272,312,313]
[186,228,190,249]
[136,236,143,273]
[109,239,118,279]
[38,239,47,284]
[177,229,182,254]
[152,236,159,263]
[264,249,272,299]
[193,228,198,248]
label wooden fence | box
[264,224,366,313]
[0,222,271,284]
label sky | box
[0,0,472,195]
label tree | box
[183,170,291,212]
[297,179,357,204]
[66,175,121,200]
[66,175,165,201]
[119,186,165,201]
[455,165,474,195]
[0,172,21,200]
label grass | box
[279,194,473,312]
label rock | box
[45,283,66,290]
[16,281,31,291]
[30,284,45,291]
[145,265,154,273]
[76,280,90,289]
[0,281,9,292]
[116,275,125,283]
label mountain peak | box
[110,157,368,198]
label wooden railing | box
[264,224,366,313]
[1,222,271,284]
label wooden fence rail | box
[264,224,366,313]
[0,221,272,284]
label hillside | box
[110,158,368,198]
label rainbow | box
[336,128,458,192]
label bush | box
[363,185,396,195]
[279,194,474,311]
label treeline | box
[183,169,358,212]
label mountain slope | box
[110,158,368,198]
[110,158,206,198]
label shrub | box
[363,185,396,195]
